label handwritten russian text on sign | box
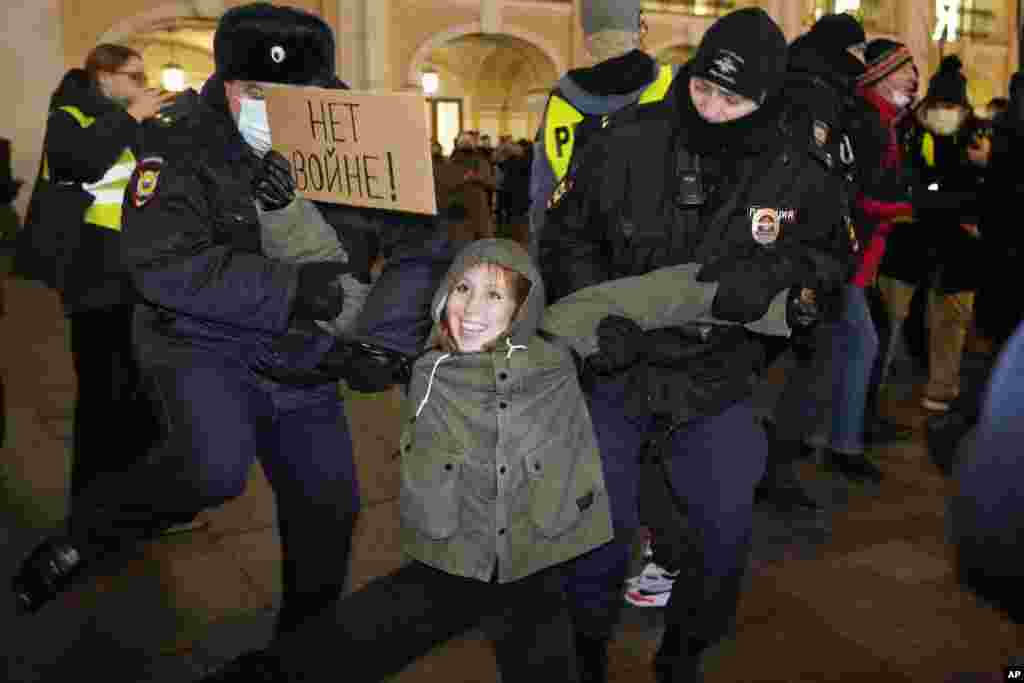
[265,86,437,215]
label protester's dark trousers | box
[268,561,579,682]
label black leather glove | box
[586,315,645,375]
[252,150,295,211]
[787,288,820,328]
[292,262,348,322]
[705,254,802,324]
[316,340,410,393]
[787,288,820,362]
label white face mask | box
[237,97,272,157]
[925,108,964,135]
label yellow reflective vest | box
[41,105,135,231]
[542,64,675,183]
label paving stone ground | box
[1,256,1020,682]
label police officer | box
[541,9,853,681]
[529,0,676,260]
[13,45,175,501]
[10,3,399,636]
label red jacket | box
[852,86,913,287]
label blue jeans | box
[828,286,880,454]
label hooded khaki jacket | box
[400,239,791,583]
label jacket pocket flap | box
[400,452,462,541]
[523,448,587,538]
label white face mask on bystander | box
[924,107,965,135]
[237,97,273,156]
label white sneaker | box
[624,562,679,607]
[921,396,951,412]
[624,587,671,607]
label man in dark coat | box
[10,3,412,636]
[542,8,854,681]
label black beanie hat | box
[691,8,787,105]
[214,3,335,86]
[927,55,970,107]
[792,13,866,80]
[810,12,866,50]
[858,38,913,88]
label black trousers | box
[68,304,159,499]
[270,561,579,682]
[67,359,359,635]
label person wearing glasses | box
[13,44,174,502]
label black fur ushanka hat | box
[214,3,335,85]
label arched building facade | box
[3,0,1021,216]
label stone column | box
[0,0,64,219]
[775,0,806,42]
[336,0,367,89]
[482,0,503,35]
[1010,0,1020,76]
[570,0,587,70]
[900,0,934,96]
[365,0,391,90]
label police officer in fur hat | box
[10,3,410,635]
[541,8,854,681]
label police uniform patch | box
[751,207,781,245]
[813,120,829,147]
[132,157,163,208]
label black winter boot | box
[653,629,704,683]
[754,460,822,511]
[199,649,287,682]
[822,449,884,484]
[12,536,91,614]
[651,626,708,683]
[756,421,822,511]
[574,631,609,683]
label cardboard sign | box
[265,85,437,215]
